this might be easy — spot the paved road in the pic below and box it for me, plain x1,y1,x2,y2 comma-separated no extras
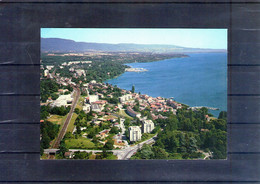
120,134,157,160
52,88,81,149
45,134,157,160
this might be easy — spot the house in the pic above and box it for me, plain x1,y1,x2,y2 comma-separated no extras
205,115,211,122
64,152,73,158
51,94,73,107
46,65,54,70
83,104,91,113
91,103,103,112
113,122,120,128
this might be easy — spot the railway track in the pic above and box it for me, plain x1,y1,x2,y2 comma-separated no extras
52,87,81,149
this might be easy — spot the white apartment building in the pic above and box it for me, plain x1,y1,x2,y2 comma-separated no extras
88,95,99,104
142,119,154,133
129,126,142,142
119,94,132,103
51,94,73,107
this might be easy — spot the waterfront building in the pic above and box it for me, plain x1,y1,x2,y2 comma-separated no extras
141,119,154,133
129,126,142,142
167,99,182,109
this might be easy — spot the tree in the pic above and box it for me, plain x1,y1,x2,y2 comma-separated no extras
40,133,51,149
76,126,82,134
187,137,198,153
152,146,168,159
131,85,135,93
74,151,89,159
104,139,114,150
110,126,120,134
140,144,154,159
59,139,69,157
74,108,80,114
218,111,227,120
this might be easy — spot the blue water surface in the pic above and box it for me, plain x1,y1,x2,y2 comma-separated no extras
106,53,227,117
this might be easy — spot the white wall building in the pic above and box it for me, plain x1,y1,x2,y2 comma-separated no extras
88,95,99,104
51,94,73,107
46,65,54,70
126,106,141,118
75,69,86,77
44,70,49,77
119,94,132,103
141,120,154,133
129,126,142,142
83,104,91,113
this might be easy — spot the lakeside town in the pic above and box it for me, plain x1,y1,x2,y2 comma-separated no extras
40,54,227,160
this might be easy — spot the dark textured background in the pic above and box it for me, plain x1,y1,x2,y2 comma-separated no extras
0,1,259,182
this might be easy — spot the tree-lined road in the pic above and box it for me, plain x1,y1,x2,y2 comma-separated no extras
45,134,157,160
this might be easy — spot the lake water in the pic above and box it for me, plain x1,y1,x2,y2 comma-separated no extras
106,53,227,117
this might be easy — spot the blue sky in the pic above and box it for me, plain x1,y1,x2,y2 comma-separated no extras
41,28,227,49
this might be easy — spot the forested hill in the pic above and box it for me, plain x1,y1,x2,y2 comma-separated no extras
41,38,227,53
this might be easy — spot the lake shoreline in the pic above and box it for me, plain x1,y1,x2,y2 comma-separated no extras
106,53,227,117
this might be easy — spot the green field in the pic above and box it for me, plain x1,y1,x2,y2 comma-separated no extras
105,154,118,160
118,109,133,120
76,96,84,111
47,115,67,125
65,137,95,149
66,113,78,133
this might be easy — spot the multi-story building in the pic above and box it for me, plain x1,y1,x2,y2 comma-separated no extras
126,106,141,118
141,120,154,133
129,126,142,142
51,94,73,107
119,94,132,103
87,95,99,104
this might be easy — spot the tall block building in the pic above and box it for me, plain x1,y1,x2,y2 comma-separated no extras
129,126,142,142
142,120,154,133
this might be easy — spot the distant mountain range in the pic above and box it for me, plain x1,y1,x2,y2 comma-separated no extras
41,38,227,53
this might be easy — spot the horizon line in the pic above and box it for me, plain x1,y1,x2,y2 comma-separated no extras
41,37,227,50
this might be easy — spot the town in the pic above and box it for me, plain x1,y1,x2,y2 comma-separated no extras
40,53,227,160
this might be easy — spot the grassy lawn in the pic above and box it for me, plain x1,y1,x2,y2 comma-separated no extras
105,154,117,160
118,109,133,120
105,115,118,120
50,114,68,147
66,113,78,133
89,154,96,160
133,133,156,145
65,137,95,149
75,96,84,111
47,115,66,125
40,154,48,160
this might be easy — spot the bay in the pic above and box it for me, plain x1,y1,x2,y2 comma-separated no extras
106,53,227,117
